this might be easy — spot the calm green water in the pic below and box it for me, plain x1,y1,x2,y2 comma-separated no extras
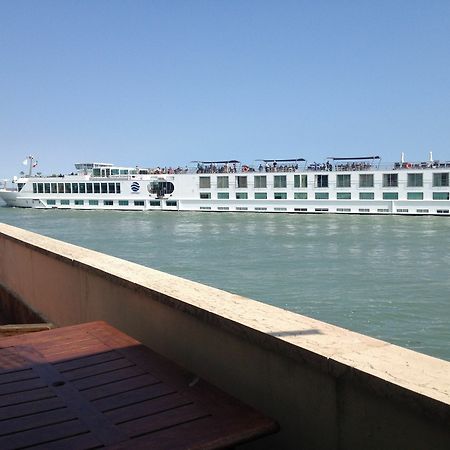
1,206,449,361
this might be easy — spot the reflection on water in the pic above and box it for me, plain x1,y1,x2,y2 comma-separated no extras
0,207,449,361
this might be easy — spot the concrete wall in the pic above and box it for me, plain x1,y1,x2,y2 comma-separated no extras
0,222,449,450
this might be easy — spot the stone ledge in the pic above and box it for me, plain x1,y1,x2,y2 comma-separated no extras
0,222,449,424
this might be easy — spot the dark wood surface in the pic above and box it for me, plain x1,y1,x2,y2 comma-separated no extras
0,321,278,449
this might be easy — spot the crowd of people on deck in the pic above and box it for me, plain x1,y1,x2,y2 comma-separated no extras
334,162,373,171
258,162,299,172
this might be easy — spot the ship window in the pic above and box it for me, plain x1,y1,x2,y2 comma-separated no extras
87,183,93,194
433,173,449,187
337,208,351,212
75,200,84,205
51,183,57,193
336,174,351,188
383,174,398,187
377,208,389,213
359,174,374,188
218,206,229,210
37,183,44,193
149,201,160,206
93,168,101,177
101,183,108,194
46,200,56,205
111,169,119,175
217,176,229,189
89,200,98,206
383,192,398,200
236,176,247,188
94,183,100,193
236,207,248,211
79,183,86,193
255,207,267,211
337,192,351,199
108,183,116,194
274,175,287,188
44,183,50,193
255,192,267,199
200,192,211,199
199,177,211,188
72,183,78,193
315,175,328,188
65,183,71,193
254,176,267,188
437,209,449,214
360,192,374,200
359,208,370,213
166,200,177,207
407,192,423,200
218,192,229,199
397,209,408,213
200,206,212,210
433,192,449,200
120,169,129,175
236,192,248,199
417,209,429,213
315,208,329,212
60,200,70,205
17,183,25,191
315,192,329,199
407,173,423,187
116,183,121,194
274,192,287,199
119,200,129,206
33,183,37,193
294,192,307,199
103,200,113,206
294,174,307,188
58,183,64,193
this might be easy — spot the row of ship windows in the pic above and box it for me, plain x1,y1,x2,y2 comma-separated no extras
33,182,121,194
45,200,176,207
200,173,450,189
199,206,449,214
200,192,450,200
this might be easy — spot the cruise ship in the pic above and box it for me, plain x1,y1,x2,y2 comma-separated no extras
1,154,450,215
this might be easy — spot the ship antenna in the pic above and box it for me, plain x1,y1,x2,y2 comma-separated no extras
26,155,35,177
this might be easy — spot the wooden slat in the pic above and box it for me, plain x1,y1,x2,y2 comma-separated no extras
0,396,65,421
61,357,136,382
105,392,191,424
0,367,36,384
0,419,89,450
73,365,147,391
94,383,175,412
0,387,55,408
0,376,47,395
118,403,210,438
54,350,120,372
21,432,102,450
82,373,159,401
0,407,77,436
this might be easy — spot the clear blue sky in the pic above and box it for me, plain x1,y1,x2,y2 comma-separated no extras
1,0,450,179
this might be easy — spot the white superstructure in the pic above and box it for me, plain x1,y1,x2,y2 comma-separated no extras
1,155,450,215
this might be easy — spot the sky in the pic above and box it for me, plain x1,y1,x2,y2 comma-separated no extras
1,0,450,180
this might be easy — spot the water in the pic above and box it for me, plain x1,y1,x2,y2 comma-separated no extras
1,206,449,361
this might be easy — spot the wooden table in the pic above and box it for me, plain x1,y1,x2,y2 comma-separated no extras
0,321,277,449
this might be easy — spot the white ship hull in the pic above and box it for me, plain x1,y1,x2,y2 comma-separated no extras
2,164,450,215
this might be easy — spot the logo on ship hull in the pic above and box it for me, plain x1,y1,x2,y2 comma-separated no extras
131,182,140,193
